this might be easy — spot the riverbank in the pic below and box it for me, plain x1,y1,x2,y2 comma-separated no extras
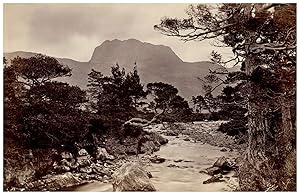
69,121,244,192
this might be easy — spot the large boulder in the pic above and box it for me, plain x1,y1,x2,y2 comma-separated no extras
112,162,156,191
26,172,80,191
213,156,232,171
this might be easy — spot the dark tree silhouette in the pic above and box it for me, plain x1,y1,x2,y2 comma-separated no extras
155,3,296,191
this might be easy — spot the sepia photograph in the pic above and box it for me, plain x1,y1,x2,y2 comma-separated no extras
2,1,297,192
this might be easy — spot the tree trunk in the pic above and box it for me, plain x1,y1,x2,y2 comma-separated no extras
239,44,276,191
276,95,296,191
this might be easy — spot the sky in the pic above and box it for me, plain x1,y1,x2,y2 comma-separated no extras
3,3,233,62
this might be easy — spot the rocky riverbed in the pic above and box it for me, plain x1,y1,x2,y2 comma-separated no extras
68,121,244,192
7,121,244,191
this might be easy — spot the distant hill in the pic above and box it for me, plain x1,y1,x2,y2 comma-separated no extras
4,39,241,100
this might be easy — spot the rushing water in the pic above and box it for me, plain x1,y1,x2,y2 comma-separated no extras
69,124,239,192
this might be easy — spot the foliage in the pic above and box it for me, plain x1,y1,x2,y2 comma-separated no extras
191,95,207,113
88,64,146,121
146,82,192,122
5,54,89,150
155,3,296,191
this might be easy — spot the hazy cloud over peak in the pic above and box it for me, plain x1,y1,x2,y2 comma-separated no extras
4,3,232,62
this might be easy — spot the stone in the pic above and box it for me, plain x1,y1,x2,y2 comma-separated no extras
92,166,110,176
183,138,190,141
103,175,109,180
61,152,73,159
165,131,178,136
150,156,166,164
96,147,115,161
77,155,92,167
79,167,92,174
220,148,227,152
213,156,232,171
26,172,80,191
167,164,179,168
140,141,159,154
174,159,183,163
200,166,222,176
112,162,156,191
149,132,168,145
203,174,225,184
11,165,36,188
78,149,89,156
61,165,71,172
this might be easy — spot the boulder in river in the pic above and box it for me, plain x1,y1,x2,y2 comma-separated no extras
112,162,156,191
213,156,232,171
200,166,222,176
150,155,166,164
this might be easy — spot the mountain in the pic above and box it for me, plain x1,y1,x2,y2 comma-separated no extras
4,39,240,100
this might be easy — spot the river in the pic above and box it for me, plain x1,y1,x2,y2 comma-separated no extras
68,123,240,192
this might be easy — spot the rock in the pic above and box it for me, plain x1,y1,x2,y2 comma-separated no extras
61,165,71,172
203,174,225,184
26,172,80,191
183,138,190,141
220,148,227,152
112,162,156,191
103,175,109,180
146,171,152,178
9,165,36,188
148,132,168,145
200,167,221,176
77,155,92,167
96,147,115,161
167,164,179,168
140,141,159,154
213,156,232,171
78,149,89,156
174,159,183,163
150,156,166,164
165,131,178,136
61,152,73,159
183,160,194,163
92,166,110,176
79,167,92,174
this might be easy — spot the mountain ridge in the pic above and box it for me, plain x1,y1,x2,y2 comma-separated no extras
4,39,240,99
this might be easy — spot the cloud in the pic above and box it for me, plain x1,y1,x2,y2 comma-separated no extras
4,3,232,62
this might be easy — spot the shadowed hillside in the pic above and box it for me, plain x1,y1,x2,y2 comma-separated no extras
4,39,239,99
